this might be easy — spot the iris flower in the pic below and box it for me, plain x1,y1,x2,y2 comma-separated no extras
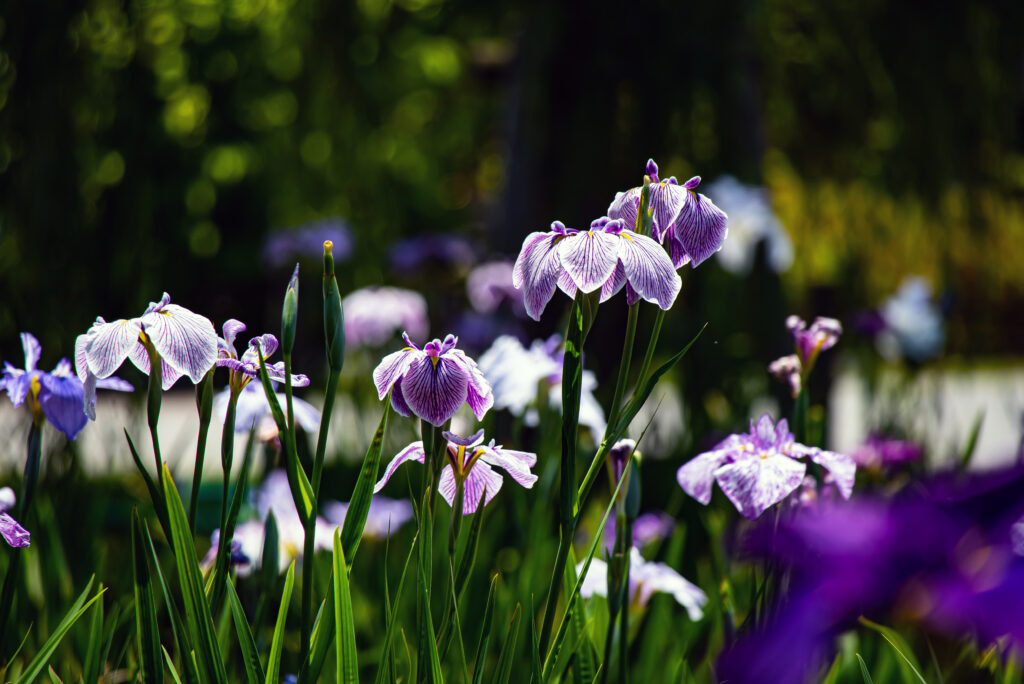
513,217,681,321
374,429,537,514
215,320,309,390
76,293,218,418
2,333,131,441
607,158,728,269
0,487,30,548
768,315,842,398
578,547,707,620
342,287,429,348
677,414,856,520
214,381,320,440
372,333,493,427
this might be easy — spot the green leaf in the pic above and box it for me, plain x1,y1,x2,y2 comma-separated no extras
125,429,170,538
822,653,842,684
447,559,471,684
491,603,521,684
857,654,875,684
265,561,296,684
859,617,928,684
529,602,542,684
226,577,266,684
333,531,359,683
13,578,104,684
562,549,595,684
81,578,105,684
453,486,487,599
160,464,228,684
163,646,185,684
960,410,985,470
132,508,164,684
373,533,419,684
47,665,64,684
209,430,256,608
418,548,444,684
303,595,334,683
340,402,391,566
144,523,200,684
471,575,498,684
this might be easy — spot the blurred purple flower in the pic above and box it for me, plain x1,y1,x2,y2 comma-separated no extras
342,287,428,348
850,433,923,469
769,315,842,398
604,511,676,550
76,293,218,418
607,158,728,268
513,217,681,321
578,547,706,620
214,381,320,439
216,320,309,389
677,414,856,519
372,333,493,426
720,466,1024,683
263,218,353,268
322,496,414,539
374,429,537,514
389,233,478,272
3,333,131,441
0,487,29,548
466,260,525,316
705,175,792,275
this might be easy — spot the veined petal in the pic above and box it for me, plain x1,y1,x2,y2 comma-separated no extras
677,448,732,505
479,445,537,489
74,333,92,381
805,448,856,499
607,187,641,233
401,355,470,427
714,454,805,519
20,333,41,373
558,230,619,293
221,319,247,357
673,191,728,267
439,461,503,514
5,373,31,408
86,319,141,379
128,343,185,390
616,231,681,310
0,512,29,548
248,334,280,359
39,373,88,441
141,304,218,383
372,348,417,400
514,232,565,321
668,233,692,269
448,350,494,420
390,380,412,417
600,262,627,302
374,442,425,493
649,182,688,243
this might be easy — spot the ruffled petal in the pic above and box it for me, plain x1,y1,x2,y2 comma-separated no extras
514,232,565,321
677,448,732,505
372,348,417,400
39,373,88,441
479,445,538,489
401,355,470,427
616,231,681,310
673,192,728,267
374,442,426,492
74,333,92,381
0,512,30,548
86,319,141,379
141,304,219,383
649,182,689,243
20,333,41,373
713,454,806,519
447,350,493,420
558,230,619,294
221,319,247,356
607,187,641,233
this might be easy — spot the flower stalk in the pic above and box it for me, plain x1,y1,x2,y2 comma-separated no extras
190,368,214,531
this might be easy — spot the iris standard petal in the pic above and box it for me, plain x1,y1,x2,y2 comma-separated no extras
479,446,538,488
673,192,728,267
39,373,88,441
86,319,142,378
607,187,641,233
514,232,566,321
221,319,247,356
677,449,732,505
20,333,41,373
0,512,29,548
141,304,218,383
616,231,681,310
374,441,426,493
714,454,806,520
558,229,620,293
401,355,471,427
372,348,417,400
438,461,503,514
649,182,689,243
448,350,494,420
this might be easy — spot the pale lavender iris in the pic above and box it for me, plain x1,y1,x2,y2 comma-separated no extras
374,429,537,515
677,414,856,520
466,261,525,317
215,320,309,389
342,287,429,348
322,496,415,539
769,315,842,398
262,218,353,268
2,333,131,440
0,487,30,548
372,333,493,427
513,217,681,321
76,293,218,419
850,433,923,469
607,158,728,269
577,547,706,620
214,381,320,439
604,511,676,550
389,233,478,271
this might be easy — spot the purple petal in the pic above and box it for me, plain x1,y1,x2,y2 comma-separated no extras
39,373,87,441
221,319,247,356
768,354,802,397
513,232,565,321
390,380,412,416
479,445,538,489
401,355,470,427
673,192,728,267
607,187,641,233
649,182,688,243
372,348,417,400
806,449,856,499
558,229,619,294
668,234,692,269
5,373,31,408
600,262,627,302
249,334,280,359
374,442,425,493
443,429,486,448
616,231,681,310
448,350,493,420
0,512,29,548
438,461,503,514
20,333,41,373
85,319,142,378
141,303,218,383
677,449,732,505
714,454,806,519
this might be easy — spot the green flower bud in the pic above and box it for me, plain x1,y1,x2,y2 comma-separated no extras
322,240,345,372
281,263,300,356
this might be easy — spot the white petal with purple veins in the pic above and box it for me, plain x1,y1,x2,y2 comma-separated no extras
607,187,641,233
439,460,503,514
677,449,732,505
374,441,426,492
673,192,728,267
372,348,417,400
448,350,494,420
616,231,681,310
141,304,218,383
649,182,688,243
20,333,41,373
479,445,538,488
514,232,566,321
86,319,141,379
128,342,185,390
558,230,619,293
714,454,805,519
805,448,856,499
401,355,470,427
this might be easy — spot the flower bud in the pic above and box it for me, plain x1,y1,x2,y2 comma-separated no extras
322,241,346,372
281,263,300,356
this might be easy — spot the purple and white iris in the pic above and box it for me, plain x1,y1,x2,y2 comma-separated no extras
0,487,30,548
372,333,493,427
607,159,728,269
513,217,681,321
76,293,218,418
374,429,537,515
768,315,842,398
342,287,429,348
2,333,131,441
578,547,707,620
214,381,320,440
215,320,309,390
677,414,856,520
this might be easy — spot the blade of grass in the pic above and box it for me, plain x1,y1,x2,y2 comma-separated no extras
374,533,420,684
265,561,296,684
163,646,185,684
471,575,498,684
340,402,391,567
333,530,359,684
13,579,104,684
856,654,875,684
491,603,521,684
859,617,927,684
144,523,200,684
81,579,105,684
132,508,164,684
226,577,266,684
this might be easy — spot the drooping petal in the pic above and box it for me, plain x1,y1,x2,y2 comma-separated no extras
128,343,185,390
558,230,619,294
514,232,566,321
633,557,707,620
616,231,681,310
479,445,537,489
86,319,142,378
38,373,88,441
804,448,856,499
677,448,733,505
141,303,219,383
649,182,689,243
264,361,310,388
390,380,412,416
374,442,426,493
668,234,692,269
448,350,493,420
372,348,417,400
438,460,503,514
714,454,806,519
0,512,30,548
74,333,92,381
600,262,627,302
222,386,265,434
5,373,31,408
443,429,486,448
673,192,728,267
607,187,641,233
20,333,41,373
82,372,97,421
401,355,470,427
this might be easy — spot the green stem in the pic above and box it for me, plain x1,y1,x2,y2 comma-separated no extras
311,368,340,494
217,388,239,557
633,308,666,397
190,369,214,532
606,304,640,435
793,388,809,445
143,341,165,488
618,522,633,684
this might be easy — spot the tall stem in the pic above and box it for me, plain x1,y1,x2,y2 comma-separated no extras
190,369,214,531
606,304,640,435
633,308,666,393
312,368,340,493
143,340,164,487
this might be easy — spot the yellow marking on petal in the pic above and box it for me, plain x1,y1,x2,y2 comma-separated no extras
160,310,171,317
431,356,440,368
621,233,634,242
28,376,45,426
